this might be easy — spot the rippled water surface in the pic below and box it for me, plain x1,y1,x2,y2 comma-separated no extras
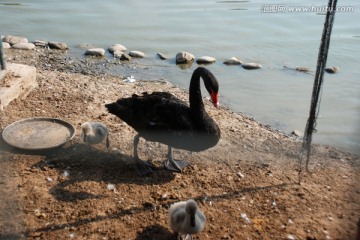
1,0,359,154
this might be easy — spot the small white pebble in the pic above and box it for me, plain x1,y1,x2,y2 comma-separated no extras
46,177,53,182
280,225,286,229
241,213,251,224
272,200,277,207
123,76,136,83
286,235,296,240
325,235,331,240
161,193,168,200
328,217,334,221
107,184,115,191
69,233,75,238
237,171,245,178
288,219,294,224
63,170,69,177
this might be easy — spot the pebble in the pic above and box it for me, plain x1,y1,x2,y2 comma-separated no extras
325,66,340,74
196,56,216,64
242,62,262,70
2,35,28,45
241,213,251,224
11,42,35,50
291,130,303,137
113,51,122,58
157,52,167,60
33,40,48,47
48,41,68,50
176,51,194,64
108,44,127,53
2,42,11,49
63,170,69,177
295,66,311,72
286,234,296,240
119,53,131,61
107,184,115,191
223,57,242,65
123,76,136,83
129,50,145,58
237,171,245,178
85,48,106,56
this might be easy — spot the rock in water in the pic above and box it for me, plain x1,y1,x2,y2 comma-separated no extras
176,51,195,64
242,62,262,70
129,51,145,58
223,57,242,65
85,48,106,56
108,44,127,53
48,41,68,50
196,56,216,64
325,66,340,74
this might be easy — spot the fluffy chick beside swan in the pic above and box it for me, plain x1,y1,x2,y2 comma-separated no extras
168,199,206,240
81,122,110,149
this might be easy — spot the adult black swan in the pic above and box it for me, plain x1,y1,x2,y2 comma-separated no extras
105,67,221,175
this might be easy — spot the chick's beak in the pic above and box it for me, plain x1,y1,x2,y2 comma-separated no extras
211,92,219,109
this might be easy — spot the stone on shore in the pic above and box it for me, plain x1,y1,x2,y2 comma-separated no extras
2,35,28,45
223,57,242,65
176,51,194,64
12,43,36,50
242,62,262,70
196,56,216,64
129,50,145,58
119,53,131,61
48,41,68,50
85,48,106,57
291,130,303,138
108,44,127,53
0,63,37,111
33,40,48,47
2,42,11,49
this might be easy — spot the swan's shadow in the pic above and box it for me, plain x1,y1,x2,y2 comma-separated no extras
135,224,175,240
27,142,176,202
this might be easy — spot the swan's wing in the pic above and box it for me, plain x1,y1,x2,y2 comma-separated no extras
136,92,192,131
106,92,191,131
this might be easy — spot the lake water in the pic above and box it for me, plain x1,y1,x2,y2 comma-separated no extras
1,0,359,154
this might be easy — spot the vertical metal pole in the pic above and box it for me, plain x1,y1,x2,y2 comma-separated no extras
0,40,6,70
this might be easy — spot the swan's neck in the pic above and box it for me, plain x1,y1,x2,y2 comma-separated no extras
189,71,205,114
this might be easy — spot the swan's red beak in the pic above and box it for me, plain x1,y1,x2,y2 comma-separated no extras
211,92,219,109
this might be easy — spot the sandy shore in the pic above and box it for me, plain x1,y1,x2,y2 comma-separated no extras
0,48,359,239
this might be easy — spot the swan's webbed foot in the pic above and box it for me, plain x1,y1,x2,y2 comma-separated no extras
164,146,188,172
134,157,153,176
164,158,188,172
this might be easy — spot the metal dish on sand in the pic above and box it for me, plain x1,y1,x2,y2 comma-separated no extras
2,117,76,150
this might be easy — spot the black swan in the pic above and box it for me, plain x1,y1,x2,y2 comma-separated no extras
105,67,220,175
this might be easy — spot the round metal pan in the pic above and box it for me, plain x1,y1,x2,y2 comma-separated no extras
2,117,76,150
